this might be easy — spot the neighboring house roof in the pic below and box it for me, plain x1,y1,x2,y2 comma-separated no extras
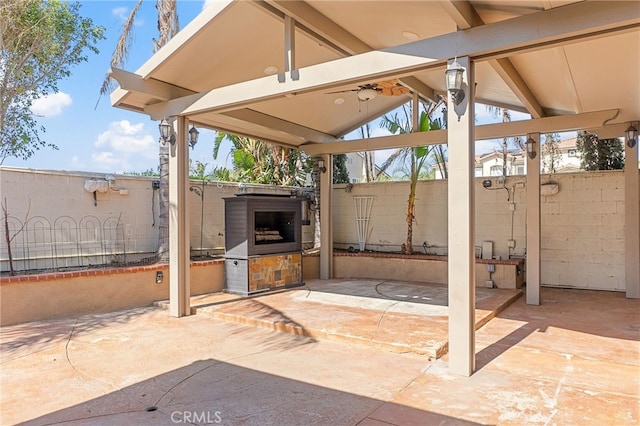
557,137,578,150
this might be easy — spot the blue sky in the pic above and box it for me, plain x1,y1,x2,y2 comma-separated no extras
4,0,532,175
4,0,221,174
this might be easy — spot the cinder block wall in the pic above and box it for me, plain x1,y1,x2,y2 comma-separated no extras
1,167,632,292
333,171,630,291
540,172,626,290
0,167,315,268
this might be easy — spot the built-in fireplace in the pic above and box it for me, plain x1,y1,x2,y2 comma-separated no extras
223,194,304,295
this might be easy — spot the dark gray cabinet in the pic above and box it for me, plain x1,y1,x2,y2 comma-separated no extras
223,195,304,295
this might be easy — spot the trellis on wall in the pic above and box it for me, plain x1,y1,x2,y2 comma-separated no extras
353,196,374,251
1,215,157,275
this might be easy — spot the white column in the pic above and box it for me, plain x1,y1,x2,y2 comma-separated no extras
319,154,333,279
447,56,475,376
526,133,541,305
169,116,191,317
625,123,639,298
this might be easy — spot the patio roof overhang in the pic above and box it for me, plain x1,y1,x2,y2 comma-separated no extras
108,0,640,377
110,0,640,152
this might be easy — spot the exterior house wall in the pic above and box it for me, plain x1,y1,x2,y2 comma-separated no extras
345,152,367,183
474,151,522,177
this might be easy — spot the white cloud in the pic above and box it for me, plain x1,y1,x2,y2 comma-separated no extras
92,120,158,172
112,6,143,26
112,6,128,21
30,92,72,117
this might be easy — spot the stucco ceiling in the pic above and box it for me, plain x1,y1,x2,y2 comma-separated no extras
110,0,640,154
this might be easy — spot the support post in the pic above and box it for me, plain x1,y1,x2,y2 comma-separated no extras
526,133,541,305
447,56,475,376
169,116,191,317
319,154,333,279
625,123,639,298
284,15,297,79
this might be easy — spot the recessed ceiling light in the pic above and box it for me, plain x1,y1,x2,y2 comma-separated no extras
402,31,419,40
264,65,278,75
334,97,345,105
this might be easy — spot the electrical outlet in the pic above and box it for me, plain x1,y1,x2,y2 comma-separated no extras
509,203,516,211
508,239,516,248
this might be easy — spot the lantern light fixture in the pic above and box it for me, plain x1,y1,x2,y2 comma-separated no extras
625,123,638,148
189,125,199,150
526,137,537,160
445,58,465,106
159,118,175,145
317,159,327,173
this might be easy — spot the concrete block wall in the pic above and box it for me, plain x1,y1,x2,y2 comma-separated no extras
0,167,315,268
333,176,529,259
541,172,626,290
333,171,628,291
1,167,631,291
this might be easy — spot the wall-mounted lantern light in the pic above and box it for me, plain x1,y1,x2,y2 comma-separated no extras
317,159,327,173
159,118,175,145
625,123,638,148
445,58,465,106
526,137,537,160
189,125,200,149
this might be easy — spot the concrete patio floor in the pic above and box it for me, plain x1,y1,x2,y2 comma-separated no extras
1,280,638,425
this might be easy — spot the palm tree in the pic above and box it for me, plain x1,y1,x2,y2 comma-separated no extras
213,132,308,186
99,0,179,262
379,100,443,254
357,124,377,182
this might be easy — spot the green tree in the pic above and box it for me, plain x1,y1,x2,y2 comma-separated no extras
213,132,308,186
333,154,350,184
100,0,178,262
576,132,624,170
0,0,104,162
379,101,443,255
124,168,159,177
189,160,211,181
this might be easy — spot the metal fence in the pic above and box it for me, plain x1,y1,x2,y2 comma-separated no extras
1,215,161,275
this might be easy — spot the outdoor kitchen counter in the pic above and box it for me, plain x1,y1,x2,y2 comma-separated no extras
303,251,525,289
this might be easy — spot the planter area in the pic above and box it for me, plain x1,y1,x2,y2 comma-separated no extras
2,252,525,326
326,251,524,289
0,259,225,326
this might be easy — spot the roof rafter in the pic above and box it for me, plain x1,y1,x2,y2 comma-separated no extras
255,0,440,103
221,109,338,143
109,68,196,101
301,109,619,155
440,0,545,118
136,1,638,132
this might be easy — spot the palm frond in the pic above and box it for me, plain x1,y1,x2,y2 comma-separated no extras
96,0,143,106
